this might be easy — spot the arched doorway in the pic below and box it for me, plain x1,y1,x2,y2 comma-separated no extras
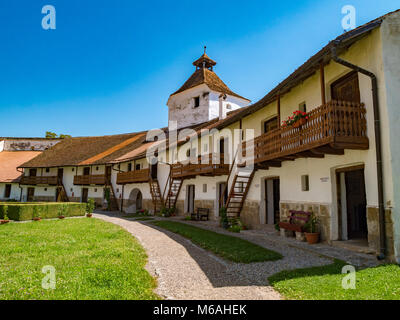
126,188,143,214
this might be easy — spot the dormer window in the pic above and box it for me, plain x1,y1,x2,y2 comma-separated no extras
194,96,200,108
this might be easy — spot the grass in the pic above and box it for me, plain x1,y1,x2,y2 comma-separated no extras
151,220,282,263
268,259,400,300
0,219,159,300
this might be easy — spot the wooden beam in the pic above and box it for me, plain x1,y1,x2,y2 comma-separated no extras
277,95,281,128
297,151,325,158
264,160,282,167
320,63,326,105
312,146,345,155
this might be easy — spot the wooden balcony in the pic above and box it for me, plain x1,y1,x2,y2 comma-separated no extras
73,174,107,185
20,176,58,185
243,101,369,167
171,154,230,179
116,169,150,185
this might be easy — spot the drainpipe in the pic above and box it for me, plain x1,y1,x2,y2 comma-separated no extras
331,41,386,260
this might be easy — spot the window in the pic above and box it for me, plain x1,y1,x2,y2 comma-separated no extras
45,168,50,173
299,102,307,113
4,184,11,198
301,175,310,191
263,117,278,134
135,163,141,171
194,96,200,108
186,149,191,158
127,163,132,171
83,167,90,175
203,184,207,193
226,104,232,110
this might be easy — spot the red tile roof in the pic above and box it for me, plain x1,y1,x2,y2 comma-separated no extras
0,151,42,182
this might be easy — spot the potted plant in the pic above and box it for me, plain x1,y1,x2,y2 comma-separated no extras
1,205,10,224
86,199,95,218
282,110,309,128
304,214,320,244
33,206,42,221
219,207,229,229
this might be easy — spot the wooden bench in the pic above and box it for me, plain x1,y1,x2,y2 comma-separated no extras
191,208,210,221
279,210,311,233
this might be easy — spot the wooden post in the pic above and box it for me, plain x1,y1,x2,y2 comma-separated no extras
277,95,281,127
320,63,326,105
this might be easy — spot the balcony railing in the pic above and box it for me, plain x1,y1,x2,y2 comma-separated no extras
73,174,107,185
20,176,58,185
242,100,369,165
171,153,230,179
116,169,150,185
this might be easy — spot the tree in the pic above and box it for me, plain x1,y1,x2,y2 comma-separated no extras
45,132,71,139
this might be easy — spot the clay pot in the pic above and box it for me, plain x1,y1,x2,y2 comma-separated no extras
33,217,41,221
87,213,93,218
0,220,10,225
58,216,65,219
293,118,306,128
305,232,320,244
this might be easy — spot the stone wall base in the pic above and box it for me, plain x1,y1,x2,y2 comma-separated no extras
240,200,261,229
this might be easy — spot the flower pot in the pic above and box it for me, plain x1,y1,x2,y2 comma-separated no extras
58,216,65,219
33,217,41,221
305,232,320,244
87,213,93,218
0,220,10,225
293,118,306,128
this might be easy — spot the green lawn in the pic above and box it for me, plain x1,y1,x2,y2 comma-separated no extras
268,260,400,300
151,220,282,263
132,217,155,221
0,219,159,300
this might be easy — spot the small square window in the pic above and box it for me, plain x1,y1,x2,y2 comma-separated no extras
135,164,141,170
226,104,232,110
301,175,310,191
94,188,97,192
44,188,47,191
299,102,307,113
45,168,50,173
194,96,200,108
203,184,207,193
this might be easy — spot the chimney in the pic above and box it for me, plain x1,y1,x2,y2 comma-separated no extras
219,94,227,120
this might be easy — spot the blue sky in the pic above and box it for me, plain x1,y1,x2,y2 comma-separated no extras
0,0,398,137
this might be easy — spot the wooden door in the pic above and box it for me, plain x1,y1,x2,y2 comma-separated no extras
265,178,280,224
29,169,37,177
345,169,367,239
151,164,158,180
218,183,227,210
331,71,360,103
187,185,195,214
81,188,89,203
27,187,35,202
273,179,280,224
105,166,112,183
83,167,90,175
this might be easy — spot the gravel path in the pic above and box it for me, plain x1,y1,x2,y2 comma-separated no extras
95,213,333,300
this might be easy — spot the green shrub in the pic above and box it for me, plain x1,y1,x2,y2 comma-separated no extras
228,224,241,233
219,207,229,229
86,199,95,214
1,205,9,220
0,203,86,221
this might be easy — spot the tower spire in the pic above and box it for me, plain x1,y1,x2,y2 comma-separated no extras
192,47,217,70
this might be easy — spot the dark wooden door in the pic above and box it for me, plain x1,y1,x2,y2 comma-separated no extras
151,164,158,179
83,167,90,175
345,169,367,239
187,185,195,214
273,179,280,224
105,166,112,183
81,188,89,203
331,71,360,103
29,169,37,177
27,187,35,202
263,117,278,134
218,183,227,210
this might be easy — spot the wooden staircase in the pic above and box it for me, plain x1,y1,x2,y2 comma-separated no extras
149,179,163,213
108,184,120,211
57,178,69,202
225,170,255,217
164,177,183,209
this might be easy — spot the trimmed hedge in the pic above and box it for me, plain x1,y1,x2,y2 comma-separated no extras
0,202,86,221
